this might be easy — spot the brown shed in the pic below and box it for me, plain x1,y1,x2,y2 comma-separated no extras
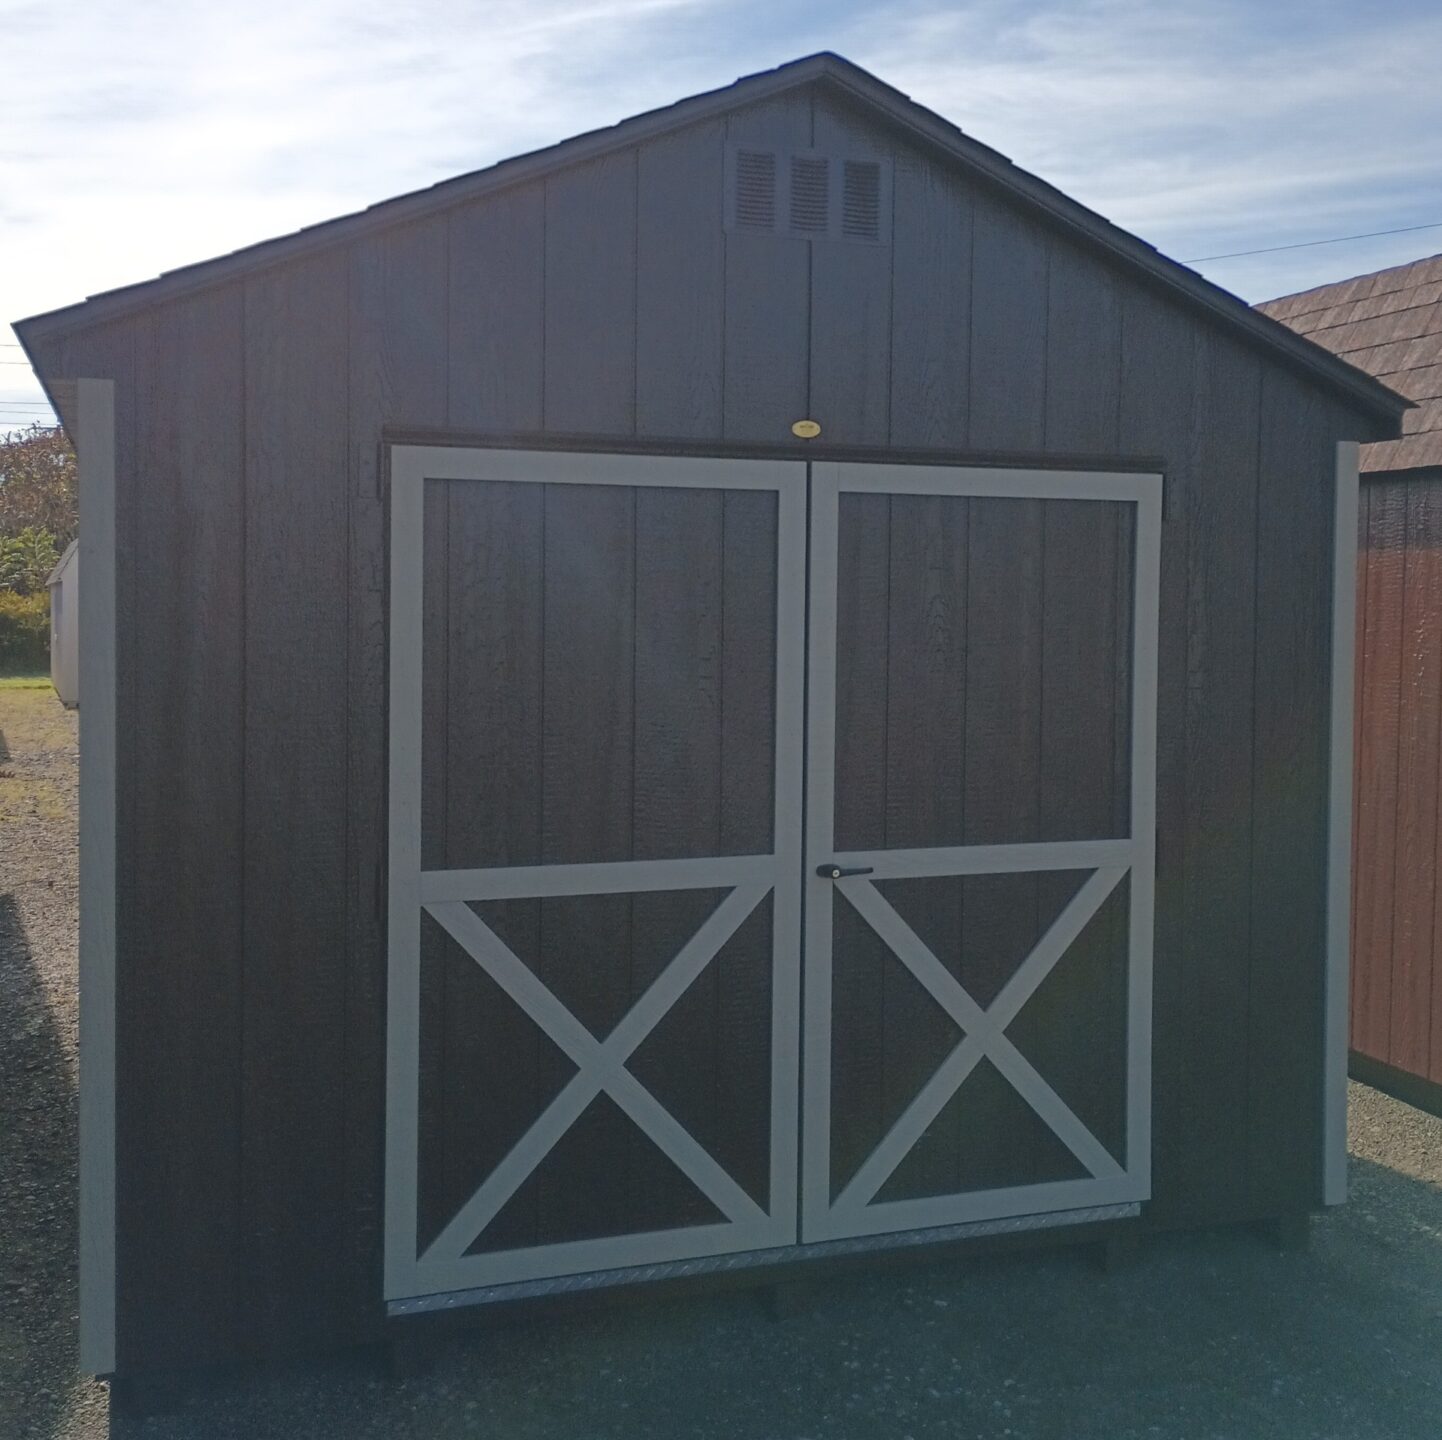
1261,254,1442,1114
16,54,1406,1383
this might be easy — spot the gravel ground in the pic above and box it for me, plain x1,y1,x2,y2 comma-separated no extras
2,680,1441,1439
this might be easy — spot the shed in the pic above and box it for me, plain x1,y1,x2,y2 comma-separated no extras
1260,256,1442,1115
15,53,1408,1382
46,537,78,706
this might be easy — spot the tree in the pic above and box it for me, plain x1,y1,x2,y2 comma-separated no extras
0,527,60,595
0,423,76,546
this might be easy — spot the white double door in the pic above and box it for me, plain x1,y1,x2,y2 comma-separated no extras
384,448,1160,1302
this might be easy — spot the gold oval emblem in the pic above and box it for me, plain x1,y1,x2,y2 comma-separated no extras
791,419,822,439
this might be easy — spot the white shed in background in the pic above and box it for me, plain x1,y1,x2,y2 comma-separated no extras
47,538,78,707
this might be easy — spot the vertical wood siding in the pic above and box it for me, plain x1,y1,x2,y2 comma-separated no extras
41,83,1382,1370
722,94,811,441
809,93,892,445
129,290,247,1367
241,252,351,1354
636,121,726,438
1352,469,1442,1092
347,219,450,1331
1247,378,1347,1213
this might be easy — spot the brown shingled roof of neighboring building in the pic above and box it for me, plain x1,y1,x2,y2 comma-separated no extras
1258,254,1442,472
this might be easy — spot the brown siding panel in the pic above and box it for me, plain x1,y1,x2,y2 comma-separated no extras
347,220,450,1336
1177,335,1261,1223
543,153,637,435
1044,245,1121,453
636,122,726,439
968,193,1047,451
1246,374,1335,1214
1353,481,1406,1063
1352,471,1442,1093
722,92,811,444
809,94,892,445
1389,478,1442,1079
887,155,971,449
241,251,352,1354
126,289,246,1367
448,186,545,432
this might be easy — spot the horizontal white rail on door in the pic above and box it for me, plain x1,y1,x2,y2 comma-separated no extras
419,854,775,903
833,839,1134,881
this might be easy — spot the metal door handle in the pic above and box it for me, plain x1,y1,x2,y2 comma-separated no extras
816,864,875,880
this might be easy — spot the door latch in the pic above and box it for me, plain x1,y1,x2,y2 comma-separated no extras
816,864,875,880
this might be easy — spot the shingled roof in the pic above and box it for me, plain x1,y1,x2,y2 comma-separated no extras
1258,253,1442,472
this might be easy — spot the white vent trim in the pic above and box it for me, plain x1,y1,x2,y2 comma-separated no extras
725,145,891,245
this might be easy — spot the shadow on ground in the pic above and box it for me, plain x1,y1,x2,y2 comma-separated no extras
0,892,79,1440
105,1134,1442,1440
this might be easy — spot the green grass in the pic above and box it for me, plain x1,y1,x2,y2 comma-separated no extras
0,673,50,689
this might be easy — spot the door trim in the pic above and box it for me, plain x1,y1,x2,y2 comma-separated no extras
801,462,1162,1243
384,445,807,1301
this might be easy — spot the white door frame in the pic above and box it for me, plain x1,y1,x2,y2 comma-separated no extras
384,446,807,1302
801,462,1162,1243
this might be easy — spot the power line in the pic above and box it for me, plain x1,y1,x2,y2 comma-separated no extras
1183,219,1442,264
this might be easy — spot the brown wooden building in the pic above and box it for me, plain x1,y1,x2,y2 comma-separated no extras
1261,255,1442,1114
16,54,1407,1381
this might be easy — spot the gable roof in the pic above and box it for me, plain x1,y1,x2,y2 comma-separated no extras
1258,254,1442,471
46,537,77,588
14,52,1407,430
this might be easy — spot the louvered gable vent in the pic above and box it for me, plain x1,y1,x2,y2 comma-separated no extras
841,160,882,241
733,149,776,231
726,145,890,244
789,154,831,234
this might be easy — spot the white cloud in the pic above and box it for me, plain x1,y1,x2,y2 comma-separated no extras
4,1,1439,431
839,0,1442,291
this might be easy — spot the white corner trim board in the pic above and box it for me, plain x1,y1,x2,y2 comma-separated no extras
76,379,117,1375
1325,440,1360,1207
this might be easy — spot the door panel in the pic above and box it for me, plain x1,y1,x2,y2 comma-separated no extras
804,462,1159,1243
387,449,805,1301
388,448,1159,1302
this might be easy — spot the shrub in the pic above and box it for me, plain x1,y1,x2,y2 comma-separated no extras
0,589,49,673
0,527,60,596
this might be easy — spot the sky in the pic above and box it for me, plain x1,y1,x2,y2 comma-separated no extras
4,0,1441,434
